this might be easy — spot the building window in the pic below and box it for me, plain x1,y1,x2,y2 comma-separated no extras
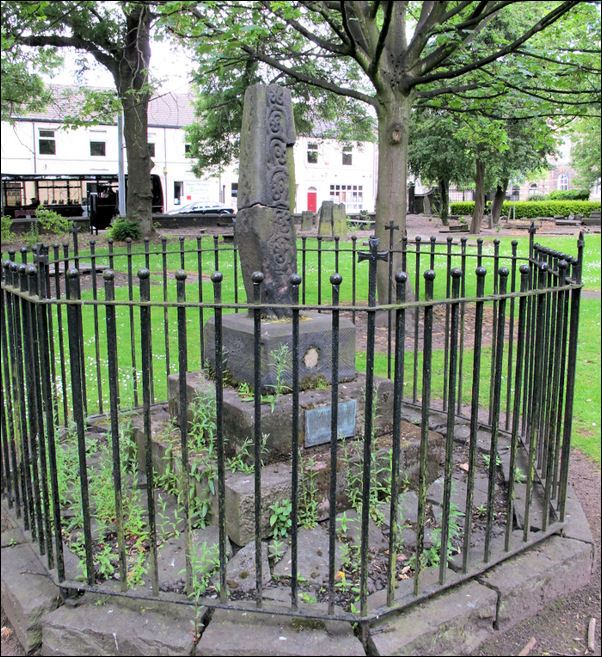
342,146,352,166
528,183,539,197
307,142,318,164
90,141,106,157
185,143,191,155
329,184,363,211
174,181,183,204
148,143,156,157
38,129,56,155
231,182,238,198
558,173,569,190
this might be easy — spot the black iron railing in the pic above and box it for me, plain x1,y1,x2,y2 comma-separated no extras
1,224,583,632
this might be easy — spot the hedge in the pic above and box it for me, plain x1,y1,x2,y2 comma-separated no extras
450,200,601,219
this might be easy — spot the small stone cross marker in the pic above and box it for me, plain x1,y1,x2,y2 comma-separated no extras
358,236,388,306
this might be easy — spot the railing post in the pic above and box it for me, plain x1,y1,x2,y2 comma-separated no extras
66,268,94,585
252,270,264,609
103,270,128,591
138,268,158,595
462,266,487,573
440,268,462,583
289,273,301,610
387,270,407,606
358,237,388,616
415,269,435,595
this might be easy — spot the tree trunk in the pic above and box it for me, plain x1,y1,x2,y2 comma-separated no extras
470,157,486,233
438,178,449,225
491,179,508,225
113,4,154,237
374,92,414,303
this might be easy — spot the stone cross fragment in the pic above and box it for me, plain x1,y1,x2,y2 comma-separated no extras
235,84,298,318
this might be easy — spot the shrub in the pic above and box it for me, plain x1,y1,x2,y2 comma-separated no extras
35,207,71,235
1,215,14,242
450,200,601,220
109,217,141,241
548,189,590,201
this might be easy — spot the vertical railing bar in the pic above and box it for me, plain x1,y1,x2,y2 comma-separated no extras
233,236,240,310
522,224,537,436
484,268,508,563
351,235,357,324
28,265,53,565
412,236,421,404
357,237,388,617
197,236,206,367
415,269,435,596
328,273,342,615
558,234,584,519
462,266,487,574
66,269,94,584
537,252,553,471
53,244,68,425
127,239,139,408
138,268,159,595
162,237,171,379
146,238,155,404
1,275,20,513
551,260,570,502
443,237,453,411
20,265,44,550
103,270,128,592
505,241,518,431
456,237,467,415
89,240,103,415
440,268,462,584
176,271,193,593
523,262,547,543
301,237,307,306
211,271,228,603
252,271,264,609
7,263,30,526
505,266,530,552
542,255,563,527
488,240,500,425
317,236,323,311
43,244,59,425
289,274,301,611
385,222,399,379
386,271,406,606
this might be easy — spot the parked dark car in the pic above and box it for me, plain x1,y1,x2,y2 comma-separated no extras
167,202,235,215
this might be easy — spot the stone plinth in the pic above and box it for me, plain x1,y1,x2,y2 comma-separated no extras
204,311,356,393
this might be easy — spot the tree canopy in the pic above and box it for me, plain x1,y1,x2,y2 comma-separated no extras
1,0,181,235
168,0,600,296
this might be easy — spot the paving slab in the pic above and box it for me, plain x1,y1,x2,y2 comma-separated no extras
367,579,497,656
478,534,595,631
41,595,198,656
197,604,364,656
1,542,60,653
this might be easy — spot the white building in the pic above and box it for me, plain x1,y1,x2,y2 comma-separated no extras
1,86,378,215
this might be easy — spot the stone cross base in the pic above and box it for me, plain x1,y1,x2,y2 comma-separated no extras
203,311,355,393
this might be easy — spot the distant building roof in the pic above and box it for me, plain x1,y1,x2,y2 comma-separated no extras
10,85,196,128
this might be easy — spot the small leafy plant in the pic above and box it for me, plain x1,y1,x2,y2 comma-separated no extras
109,217,141,241
269,499,292,539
